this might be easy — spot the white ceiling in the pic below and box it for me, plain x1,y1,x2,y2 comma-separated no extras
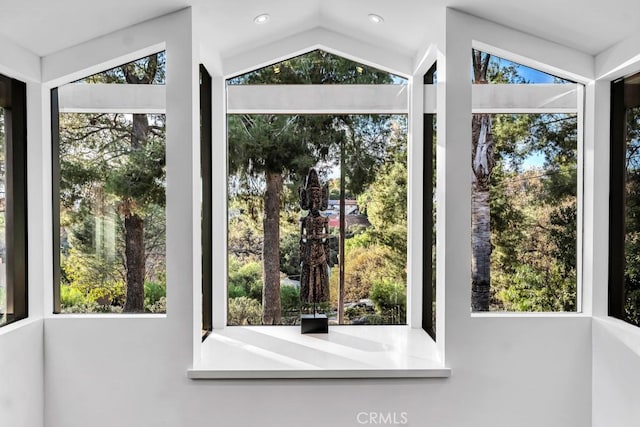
0,0,639,59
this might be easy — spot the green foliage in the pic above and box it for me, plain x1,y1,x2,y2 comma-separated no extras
623,107,640,326
104,136,166,205
228,285,247,299
59,284,123,314
485,112,578,311
331,244,404,304
60,284,86,307
230,50,396,86
280,285,300,312
227,202,263,261
625,289,640,326
370,279,407,324
78,52,166,85
144,281,166,308
147,296,166,313
227,297,262,325
279,232,301,279
497,264,576,312
61,247,125,306
357,118,408,264
228,257,263,301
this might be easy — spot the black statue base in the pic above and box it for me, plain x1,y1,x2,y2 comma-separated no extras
301,314,328,334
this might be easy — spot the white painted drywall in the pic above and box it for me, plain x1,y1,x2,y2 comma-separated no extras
0,33,44,427
589,31,640,427
592,318,640,427
0,321,44,427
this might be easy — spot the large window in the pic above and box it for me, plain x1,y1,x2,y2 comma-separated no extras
610,71,640,326
470,50,579,312
52,53,166,314
0,73,27,327
226,50,408,326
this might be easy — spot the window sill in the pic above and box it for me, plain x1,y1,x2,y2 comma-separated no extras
188,325,450,379
471,311,589,318
0,317,41,337
49,313,166,319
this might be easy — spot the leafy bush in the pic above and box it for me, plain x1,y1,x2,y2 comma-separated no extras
144,281,166,309
228,258,263,301
280,285,300,313
60,285,125,313
61,247,126,309
228,296,262,325
279,233,301,278
370,279,406,324
228,284,247,298
331,244,405,304
147,296,166,313
496,264,576,312
60,284,89,308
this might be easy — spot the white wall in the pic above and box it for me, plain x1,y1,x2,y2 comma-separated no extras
590,29,640,427
0,33,44,427
592,318,640,427
39,8,596,427
0,321,43,427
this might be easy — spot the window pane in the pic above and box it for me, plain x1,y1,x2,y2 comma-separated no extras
58,112,166,313
483,113,578,311
55,52,166,314
624,106,640,326
0,108,5,325
471,50,578,312
228,50,406,85
73,53,166,85
227,114,407,325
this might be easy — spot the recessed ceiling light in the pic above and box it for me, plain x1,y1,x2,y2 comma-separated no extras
368,14,384,24
254,13,270,24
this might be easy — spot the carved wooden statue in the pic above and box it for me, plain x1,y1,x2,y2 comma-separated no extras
299,168,330,304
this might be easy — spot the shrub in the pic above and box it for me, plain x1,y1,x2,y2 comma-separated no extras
370,279,406,324
228,284,247,298
228,258,263,301
147,296,166,313
332,245,404,304
228,296,262,325
60,284,90,308
280,285,300,313
144,281,166,309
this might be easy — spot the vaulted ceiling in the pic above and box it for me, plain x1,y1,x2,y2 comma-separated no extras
1,0,639,60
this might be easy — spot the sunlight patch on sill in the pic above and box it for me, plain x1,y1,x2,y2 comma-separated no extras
188,325,450,379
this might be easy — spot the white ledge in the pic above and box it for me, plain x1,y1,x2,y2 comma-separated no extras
227,84,408,114
189,325,449,379
57,83,166,114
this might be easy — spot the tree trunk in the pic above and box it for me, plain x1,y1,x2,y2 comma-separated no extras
124,209,145,312
122,112,149,312
470,50,494,312
120,55,157,312
262,171,282,324
471,113,494,311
